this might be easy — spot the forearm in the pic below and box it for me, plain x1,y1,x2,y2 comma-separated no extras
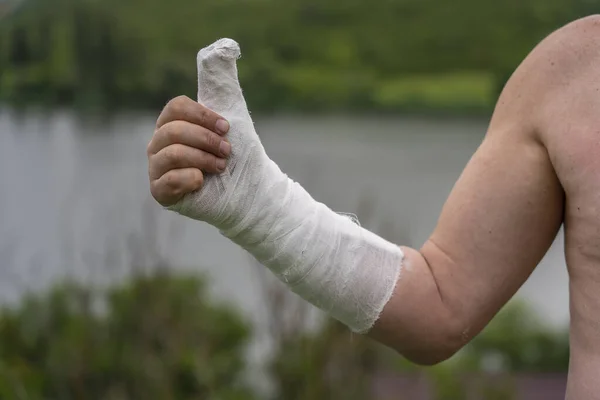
228,183,465,362
218,162,462,359
171,39,458,349
207,154,404,333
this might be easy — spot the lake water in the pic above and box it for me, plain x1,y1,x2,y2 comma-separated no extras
0,108,569,335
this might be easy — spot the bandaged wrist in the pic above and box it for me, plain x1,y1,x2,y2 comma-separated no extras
170,39,403,333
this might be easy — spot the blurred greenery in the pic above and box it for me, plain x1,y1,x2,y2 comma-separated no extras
0,273,257,400
0,0,593,113
462,300,569,373
0,269,568,399
268,319,379,400
270,299,569,400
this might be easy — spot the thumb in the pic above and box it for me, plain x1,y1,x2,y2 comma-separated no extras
197,38,243,114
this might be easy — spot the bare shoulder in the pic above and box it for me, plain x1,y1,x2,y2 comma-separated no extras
516,15,600,189
492,16,594,121
535,14,600,101
534,15,600,69
510,15,600,141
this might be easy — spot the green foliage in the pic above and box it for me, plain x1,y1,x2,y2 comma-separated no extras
268,321,382,400
268,299,569,400
0,273,257,400
425,300,568,399
0,0,591,112
461,300,570,373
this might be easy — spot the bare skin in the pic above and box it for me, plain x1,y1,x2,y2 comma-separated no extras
147,15,600,399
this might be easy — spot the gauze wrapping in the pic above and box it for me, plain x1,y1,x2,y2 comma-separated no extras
169,38,404,333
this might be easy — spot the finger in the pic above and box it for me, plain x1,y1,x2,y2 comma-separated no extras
149,144,226,180
156,95,230,135
148,120,231,158
150,168,204,207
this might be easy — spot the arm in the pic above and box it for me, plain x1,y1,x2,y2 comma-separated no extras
372,86,564,363
372,20,590,363
147,37,564,366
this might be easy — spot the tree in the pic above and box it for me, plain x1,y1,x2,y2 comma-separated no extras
0,0,584,112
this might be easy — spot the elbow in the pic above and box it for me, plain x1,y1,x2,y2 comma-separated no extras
392,320,469,366
371,243,472,366
402,343,462,367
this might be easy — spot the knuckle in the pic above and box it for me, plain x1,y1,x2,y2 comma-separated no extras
149,179,166,202
165,123,182,143
193,169,204,189
195,151,212,172
203,129,218,150
201,153,216,171
168,95,189,115
157,96,189,128
146,140,154,157
148,154,160,177
163,172,179,191
198,105,215,128
165,145,183,165
164,173,184,199
211,155,222,171
197,108,208,126
171,95,188,108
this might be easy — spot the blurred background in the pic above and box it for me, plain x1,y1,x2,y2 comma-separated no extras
0,0,597,398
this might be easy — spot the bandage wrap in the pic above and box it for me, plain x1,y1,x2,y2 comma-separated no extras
169,39,404,333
